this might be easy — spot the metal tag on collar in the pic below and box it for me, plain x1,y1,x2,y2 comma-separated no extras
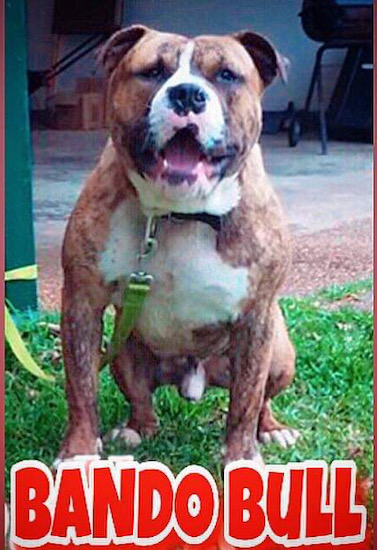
138,216,158,263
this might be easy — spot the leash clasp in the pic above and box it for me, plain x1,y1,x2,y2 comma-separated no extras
138,216,158,262
128,271,154,286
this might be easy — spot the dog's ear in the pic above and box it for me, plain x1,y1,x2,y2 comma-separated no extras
97,25,150,76
233,30,288,87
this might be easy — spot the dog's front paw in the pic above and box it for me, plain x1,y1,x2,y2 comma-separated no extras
53,436,103,471
223,448,265,469
259,427,300,449
106,417,159,447
223,438,265,468
107,426,142,448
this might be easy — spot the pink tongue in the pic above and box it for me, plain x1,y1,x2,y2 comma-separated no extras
164,133,201,173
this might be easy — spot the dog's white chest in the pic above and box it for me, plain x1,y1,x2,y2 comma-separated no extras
100,201,249,353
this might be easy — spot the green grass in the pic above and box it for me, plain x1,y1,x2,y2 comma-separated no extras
5,280,373,500
315,278,372,302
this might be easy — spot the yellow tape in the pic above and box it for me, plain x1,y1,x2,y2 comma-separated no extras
5,264,54,381
5,264,38,282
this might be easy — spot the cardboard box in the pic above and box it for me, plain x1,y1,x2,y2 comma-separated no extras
81,92,104,130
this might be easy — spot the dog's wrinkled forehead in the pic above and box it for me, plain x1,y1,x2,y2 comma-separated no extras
127,35,254,79
126,33,188,75
99,25,285,90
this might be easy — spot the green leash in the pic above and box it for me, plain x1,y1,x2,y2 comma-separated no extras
102,216,158,367
103,272,153,366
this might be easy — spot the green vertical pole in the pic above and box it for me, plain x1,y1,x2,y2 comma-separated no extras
5,0,38,311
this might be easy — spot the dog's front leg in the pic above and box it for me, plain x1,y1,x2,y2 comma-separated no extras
58,269,106,461
225,310,274,466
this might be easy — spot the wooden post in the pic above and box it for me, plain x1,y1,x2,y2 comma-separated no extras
5,0,38,310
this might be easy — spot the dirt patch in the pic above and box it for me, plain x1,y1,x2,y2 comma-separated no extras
282,218,372,298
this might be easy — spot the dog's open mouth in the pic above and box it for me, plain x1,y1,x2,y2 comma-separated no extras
162,128,204,185
150,127,235,186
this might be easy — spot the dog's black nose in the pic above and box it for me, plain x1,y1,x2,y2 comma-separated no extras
168,83,207,116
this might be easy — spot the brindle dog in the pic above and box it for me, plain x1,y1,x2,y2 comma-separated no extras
58,25,298,467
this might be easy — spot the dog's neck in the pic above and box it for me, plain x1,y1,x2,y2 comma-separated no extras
127,168,241,219
108,139,267,226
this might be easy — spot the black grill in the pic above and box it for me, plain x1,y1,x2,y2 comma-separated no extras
300,0,373,43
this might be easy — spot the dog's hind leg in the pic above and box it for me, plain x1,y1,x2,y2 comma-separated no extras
258,302,299,448
108,333,160,447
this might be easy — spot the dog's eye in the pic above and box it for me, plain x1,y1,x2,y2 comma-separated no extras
139,64,165,81
217,68,239,83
